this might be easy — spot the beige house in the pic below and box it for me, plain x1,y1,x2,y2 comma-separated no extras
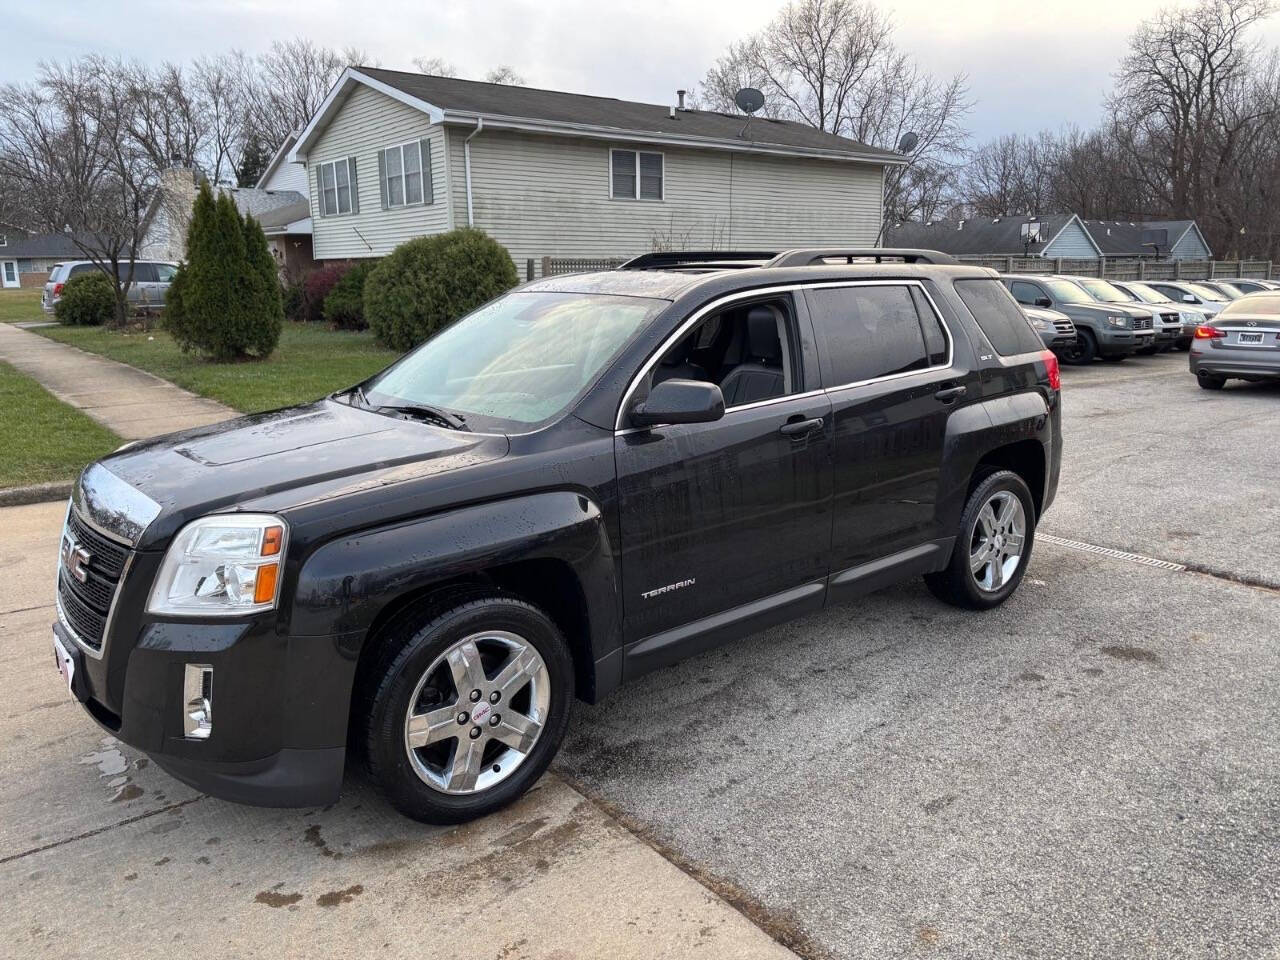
290,68,901,275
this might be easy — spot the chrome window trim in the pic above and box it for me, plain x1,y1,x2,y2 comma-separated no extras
613,279,956,430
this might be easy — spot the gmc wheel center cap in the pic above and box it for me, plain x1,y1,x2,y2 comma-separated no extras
471,701,492,725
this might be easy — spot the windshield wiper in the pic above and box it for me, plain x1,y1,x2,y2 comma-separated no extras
376,402,470,431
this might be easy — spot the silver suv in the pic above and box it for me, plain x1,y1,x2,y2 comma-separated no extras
42,260,178,314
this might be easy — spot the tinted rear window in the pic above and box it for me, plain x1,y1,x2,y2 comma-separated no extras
806,285,936,385
954,278,1044,356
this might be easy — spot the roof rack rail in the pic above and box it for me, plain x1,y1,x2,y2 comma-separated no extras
618,251,778,271
766,247,958,267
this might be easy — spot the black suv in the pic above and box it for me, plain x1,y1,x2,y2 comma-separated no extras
51,249,1061,823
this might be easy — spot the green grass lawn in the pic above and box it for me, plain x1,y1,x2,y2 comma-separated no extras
0,362,120,488
0,288,45,322
36,323,402,414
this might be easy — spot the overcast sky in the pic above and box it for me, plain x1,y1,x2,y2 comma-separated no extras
8,0,1280,144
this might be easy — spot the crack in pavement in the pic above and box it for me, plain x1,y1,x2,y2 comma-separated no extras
0,796,205,866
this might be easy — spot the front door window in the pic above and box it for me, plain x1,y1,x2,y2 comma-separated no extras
2,261,17,288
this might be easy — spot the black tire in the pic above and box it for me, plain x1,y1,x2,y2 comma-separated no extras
1058,329,1095,365
357,591,574,824
924,469,1036,610
1197,371,1227,390
1099,352,1127,363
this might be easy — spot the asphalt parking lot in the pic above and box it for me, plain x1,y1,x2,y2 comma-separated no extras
4,350,1278,958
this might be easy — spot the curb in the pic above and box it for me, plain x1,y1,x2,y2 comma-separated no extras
0,481,72,508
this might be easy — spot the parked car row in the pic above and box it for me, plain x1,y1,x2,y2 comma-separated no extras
41,260,177,314
1001,273,1253,364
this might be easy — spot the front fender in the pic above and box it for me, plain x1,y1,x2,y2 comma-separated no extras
289,490,619,658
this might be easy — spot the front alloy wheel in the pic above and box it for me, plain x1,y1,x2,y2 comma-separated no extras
404,631,550,795
359,593,573,823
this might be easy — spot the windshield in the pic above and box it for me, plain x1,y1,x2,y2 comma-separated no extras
1125,282,1173,304
1076,278,1130,303
1045,279,1093,304
364,291,666,431
1185,283,1226,302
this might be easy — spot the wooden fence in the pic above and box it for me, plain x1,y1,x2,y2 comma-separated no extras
536,254,1275,281
953,256,1274,281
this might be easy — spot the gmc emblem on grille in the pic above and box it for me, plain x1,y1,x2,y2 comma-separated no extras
61,536,91,584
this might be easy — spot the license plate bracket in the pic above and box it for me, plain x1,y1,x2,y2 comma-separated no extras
1238,331,1265,345
52,629,88,702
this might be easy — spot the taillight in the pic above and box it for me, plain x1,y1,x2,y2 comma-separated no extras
1040,349,1061,391
1194,325,1225,339
53,282,63,297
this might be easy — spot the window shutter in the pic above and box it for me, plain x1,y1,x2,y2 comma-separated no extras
348,157,359,215
315,164,326,217
419,138,433,205
377,149,388,210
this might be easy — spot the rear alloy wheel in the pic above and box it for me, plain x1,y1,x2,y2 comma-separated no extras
925,470,1035,609
360,594,573,823
1058,330,1095,365
1197,371,1227,391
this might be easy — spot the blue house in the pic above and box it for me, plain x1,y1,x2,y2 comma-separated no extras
886,214,1103,259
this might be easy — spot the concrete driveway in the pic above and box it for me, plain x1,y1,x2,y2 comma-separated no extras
4,350,1278,958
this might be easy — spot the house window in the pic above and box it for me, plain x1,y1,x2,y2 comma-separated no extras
379,140,431,209
0,235,7,247
318,158,357,217
611,149,663,200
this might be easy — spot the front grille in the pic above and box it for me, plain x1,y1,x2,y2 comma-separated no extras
1133,317,1153,331
1053,319,1075,334
1160,312,1179,326
58,507,131,653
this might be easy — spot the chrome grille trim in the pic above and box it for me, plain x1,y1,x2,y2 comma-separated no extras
56,500,136,661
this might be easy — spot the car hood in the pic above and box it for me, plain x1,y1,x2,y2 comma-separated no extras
96,399,509,547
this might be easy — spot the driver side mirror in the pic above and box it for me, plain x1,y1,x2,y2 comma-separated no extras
631,379,725,428
1034,296,1052,308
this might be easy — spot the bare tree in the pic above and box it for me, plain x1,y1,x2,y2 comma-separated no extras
699,0,970,224
244,39,358,151
0,58,159,325
483,66,526,85
194,52,251,184
412,56,458,77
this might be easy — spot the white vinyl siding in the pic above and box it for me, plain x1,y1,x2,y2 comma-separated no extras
308,84,448,260
260,157,309,195
1171,226,1212,260
1042,219,1099,258
447,128,883,275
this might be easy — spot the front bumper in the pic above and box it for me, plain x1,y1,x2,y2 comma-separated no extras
1096,329,1154,355
56,613,358,808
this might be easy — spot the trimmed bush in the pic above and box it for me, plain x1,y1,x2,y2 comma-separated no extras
323,261,376,330
365,229,518,351
54,271,115,326
302,264,350,323
165,182,282,361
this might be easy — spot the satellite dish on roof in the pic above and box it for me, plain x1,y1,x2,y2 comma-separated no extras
897,131,919,154
734,87,765,114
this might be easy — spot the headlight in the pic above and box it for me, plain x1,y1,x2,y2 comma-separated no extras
1106,315,1130,328
148,514,287,616
1180,311,1199,323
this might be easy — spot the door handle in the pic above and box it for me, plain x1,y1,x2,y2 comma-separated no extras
934,384,967,403
780,416,824,438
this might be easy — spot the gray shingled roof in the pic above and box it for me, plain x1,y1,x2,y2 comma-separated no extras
356,67,899,161
226,188,307,220
1082,220,1199,257
885,216,1078,257
1,232,84,259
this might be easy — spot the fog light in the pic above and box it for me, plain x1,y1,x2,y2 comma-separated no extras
183,664,213,740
